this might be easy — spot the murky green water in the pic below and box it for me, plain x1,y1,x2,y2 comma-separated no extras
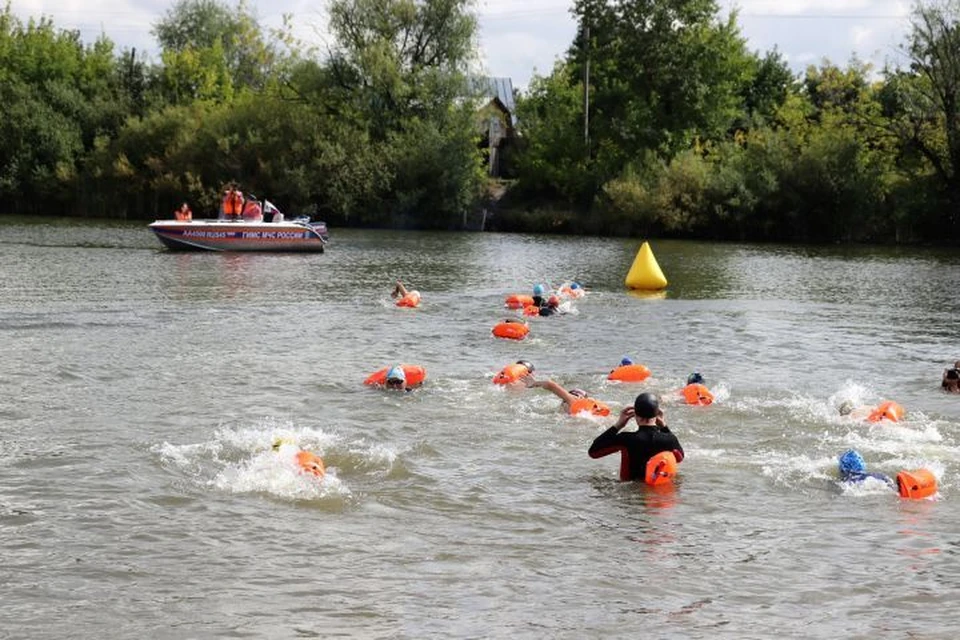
2,219,959,638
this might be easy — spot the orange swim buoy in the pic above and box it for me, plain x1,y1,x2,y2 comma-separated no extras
646,451,677,486
364,365,427,387
505,294,534,309
608,363,652,382
295,450,326,478
568,397,611,417
492,320,529,340
559,286,585,299
896,468,937,499
493,361,533,385
867,400,904,423
396,291,421,308
682,383,714,406
522,304,540,317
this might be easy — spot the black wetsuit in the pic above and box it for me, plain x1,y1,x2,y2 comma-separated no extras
532,295,545,307
538,305,559,317
588,425,684,481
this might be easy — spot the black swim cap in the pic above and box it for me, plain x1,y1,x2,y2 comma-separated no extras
516,360,534,373
634,392,660,419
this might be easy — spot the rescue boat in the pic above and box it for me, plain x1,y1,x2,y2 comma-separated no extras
149,217,328,252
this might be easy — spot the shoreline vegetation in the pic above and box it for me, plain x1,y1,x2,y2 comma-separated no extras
3,0,960,244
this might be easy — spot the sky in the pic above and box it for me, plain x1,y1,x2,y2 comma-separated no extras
10,0,917,89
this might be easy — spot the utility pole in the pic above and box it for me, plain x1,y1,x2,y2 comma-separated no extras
583,24,590,151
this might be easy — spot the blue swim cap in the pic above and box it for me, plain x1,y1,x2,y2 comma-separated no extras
385,366,406,383
620,356,634,366
533,284,545,296
687,372,704,385
838,449,866,475
571,282,581,290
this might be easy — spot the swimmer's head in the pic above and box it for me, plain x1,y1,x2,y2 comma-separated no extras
620,356,634,366
385,366,406,386
838,449,866,475
569,388,587,398
547,295,560,307
533,284,545,296
516,360,534,373
687,372,704,385
571,282,581,290
838,401,854,416
633,392,660,419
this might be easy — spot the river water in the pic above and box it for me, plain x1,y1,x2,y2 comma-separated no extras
2,219,959,638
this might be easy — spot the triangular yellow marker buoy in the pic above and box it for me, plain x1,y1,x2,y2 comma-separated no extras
625,241,668,290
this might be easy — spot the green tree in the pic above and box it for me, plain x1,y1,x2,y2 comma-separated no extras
881,0,960,237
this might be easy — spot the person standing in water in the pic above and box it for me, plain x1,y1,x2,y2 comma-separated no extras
588,393,684,481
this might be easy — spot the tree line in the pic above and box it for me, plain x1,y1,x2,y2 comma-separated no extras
3,0,960,243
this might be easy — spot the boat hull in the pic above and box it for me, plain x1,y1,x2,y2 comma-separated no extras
149,220,327,252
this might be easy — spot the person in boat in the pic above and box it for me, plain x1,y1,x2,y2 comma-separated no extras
241,197,263,222
174,202,192,221
837,449,894,489
588,392,685,481
942,361,960,393
384,365,421,392
220,183,245,221
521,374,610,416
264,200,284,223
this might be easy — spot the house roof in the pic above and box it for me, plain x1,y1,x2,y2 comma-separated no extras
469,76,515,116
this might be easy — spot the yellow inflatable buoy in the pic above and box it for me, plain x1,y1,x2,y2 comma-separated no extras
625,241,667,290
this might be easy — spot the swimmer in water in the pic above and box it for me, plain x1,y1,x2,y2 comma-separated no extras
837,449,893,489
588,393,684,481
383,365,421,392
942,361,960,393
521,374,609,415
273,439,325,478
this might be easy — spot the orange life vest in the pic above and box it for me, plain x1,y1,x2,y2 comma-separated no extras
505,294,534,309
222,190,244,215
682,383,714,406
568,397,611,417
493,362,532,385
492,320,529,340
396,291,421,308
295,451,325,478
896,468,937,499
645,451,677,486
608,363,652,383
867,401,904,423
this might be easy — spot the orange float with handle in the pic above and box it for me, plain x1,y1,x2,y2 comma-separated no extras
608,363,652,382
492,320,529,340
522,304,540,317
896,468,937,499
493,361,534,385
505,294,534,309
646,451,678,486
396,291,421,308
568,397,611,417
295,451,326,478
682,383,714,406
364,365,427,387
867,400,904,423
